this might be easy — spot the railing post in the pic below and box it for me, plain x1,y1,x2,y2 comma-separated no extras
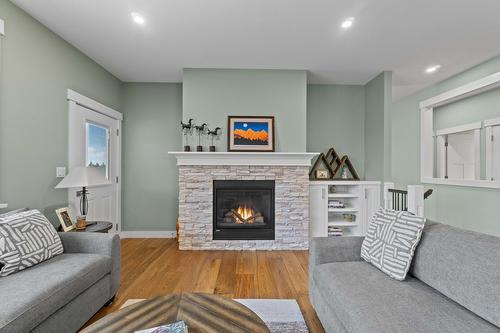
408,185,424,217
383,182,394,210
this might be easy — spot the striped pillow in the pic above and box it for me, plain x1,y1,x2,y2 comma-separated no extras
0,209,63,277
361,208,426,281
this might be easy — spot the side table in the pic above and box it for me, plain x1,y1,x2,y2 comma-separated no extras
75,221,113,233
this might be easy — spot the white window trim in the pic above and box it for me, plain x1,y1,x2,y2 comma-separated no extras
434,122,481,136
484,117,500,128
67,89,123,120
420,71,500,189
435,123,481,181
485,118,500,181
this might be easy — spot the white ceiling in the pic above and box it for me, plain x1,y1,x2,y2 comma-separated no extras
11,0,500,100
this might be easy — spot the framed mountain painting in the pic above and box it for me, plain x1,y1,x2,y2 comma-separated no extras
227,116,275,152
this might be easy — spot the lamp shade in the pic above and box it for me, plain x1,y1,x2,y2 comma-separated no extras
55,166,111,189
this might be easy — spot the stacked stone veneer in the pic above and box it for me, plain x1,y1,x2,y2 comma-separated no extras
178,165,310,250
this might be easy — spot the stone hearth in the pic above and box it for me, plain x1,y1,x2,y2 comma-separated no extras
170,152,316,250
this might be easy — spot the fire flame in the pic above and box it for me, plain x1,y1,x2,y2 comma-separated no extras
236,205,254,220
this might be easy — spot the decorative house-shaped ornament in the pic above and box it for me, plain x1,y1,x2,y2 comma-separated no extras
310,147,360,181
331,155,360,180
309,153,335,180
325,148,342,166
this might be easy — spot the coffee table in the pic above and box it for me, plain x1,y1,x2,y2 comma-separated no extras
81,293,271,333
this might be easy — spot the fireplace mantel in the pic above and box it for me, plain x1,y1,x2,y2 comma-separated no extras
168,152,318,166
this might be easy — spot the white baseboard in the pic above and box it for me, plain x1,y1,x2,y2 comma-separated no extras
120,231,176,238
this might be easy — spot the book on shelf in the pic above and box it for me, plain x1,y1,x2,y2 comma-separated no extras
328,226,343,236
328,199,345,208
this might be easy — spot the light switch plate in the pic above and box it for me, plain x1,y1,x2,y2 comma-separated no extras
56,167,66,178
0,19,4,36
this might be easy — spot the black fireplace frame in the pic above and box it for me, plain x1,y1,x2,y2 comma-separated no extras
213,180,275,240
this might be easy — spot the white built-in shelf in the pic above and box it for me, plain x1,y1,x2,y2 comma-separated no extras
328,208,359,213
310,181,381,238
328,222,359,227
328,193,358,198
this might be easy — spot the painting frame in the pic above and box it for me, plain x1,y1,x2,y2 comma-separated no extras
227,116,275,152
55,207,75,232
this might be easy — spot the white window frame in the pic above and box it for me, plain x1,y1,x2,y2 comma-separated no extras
420,71,500,189
67,89,123,232
435,122,481,180
485,117,500,181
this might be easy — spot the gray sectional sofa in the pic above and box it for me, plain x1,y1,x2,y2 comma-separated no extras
0,232,120,333
309,221,500,333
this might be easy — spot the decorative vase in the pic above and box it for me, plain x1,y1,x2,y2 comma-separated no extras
341,166,349,179
209,146,216,152
197,145,203,152
76,215,87,230
184,145,191,152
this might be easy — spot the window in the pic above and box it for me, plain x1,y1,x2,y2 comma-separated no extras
86,122,109,179
485,118,500,181
420,71,500,188
435,124,480,181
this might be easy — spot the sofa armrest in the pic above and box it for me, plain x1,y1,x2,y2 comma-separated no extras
58,232,121,298
309,236,364,267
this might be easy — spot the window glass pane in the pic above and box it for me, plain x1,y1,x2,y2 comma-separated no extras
436,130,476,180
493,126,500,181
86,122,109,179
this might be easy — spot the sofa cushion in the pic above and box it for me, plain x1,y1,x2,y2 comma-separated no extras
410,222,500,328
313,261,500,333
0,253,111,333
361,208,425,280
0,209,64,277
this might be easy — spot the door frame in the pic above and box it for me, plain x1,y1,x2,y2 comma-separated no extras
67,89,123,232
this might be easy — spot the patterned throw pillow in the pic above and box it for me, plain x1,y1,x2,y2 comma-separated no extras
0,209,64,277
361,208,426,281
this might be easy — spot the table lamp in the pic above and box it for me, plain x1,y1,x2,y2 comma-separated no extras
56,166,111,229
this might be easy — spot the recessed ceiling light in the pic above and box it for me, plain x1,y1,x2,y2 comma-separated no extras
341,17,355,29
425,65,441,74
131,12,145,25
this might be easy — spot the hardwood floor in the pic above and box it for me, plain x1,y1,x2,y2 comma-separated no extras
88,238,325,332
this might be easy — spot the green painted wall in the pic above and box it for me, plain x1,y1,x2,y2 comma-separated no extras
307,84,365,176
0,1,122,216
121,83,182,231
364,72,392,181
392,55,500,236
183,69,307,152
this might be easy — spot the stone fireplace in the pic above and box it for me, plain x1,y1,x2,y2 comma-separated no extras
169,152,317,250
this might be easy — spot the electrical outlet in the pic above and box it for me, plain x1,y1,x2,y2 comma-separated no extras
56,167,66,178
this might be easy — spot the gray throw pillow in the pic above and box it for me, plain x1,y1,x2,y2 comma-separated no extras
0,209,63,277
361,208,426,281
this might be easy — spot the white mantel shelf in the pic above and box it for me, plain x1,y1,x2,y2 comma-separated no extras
168,152,319,166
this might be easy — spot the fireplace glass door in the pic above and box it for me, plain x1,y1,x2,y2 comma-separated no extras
213,180,275,240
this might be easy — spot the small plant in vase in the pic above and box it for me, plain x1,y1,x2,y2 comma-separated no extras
207,127,221,152
194,123,208,151
180,119,194,151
